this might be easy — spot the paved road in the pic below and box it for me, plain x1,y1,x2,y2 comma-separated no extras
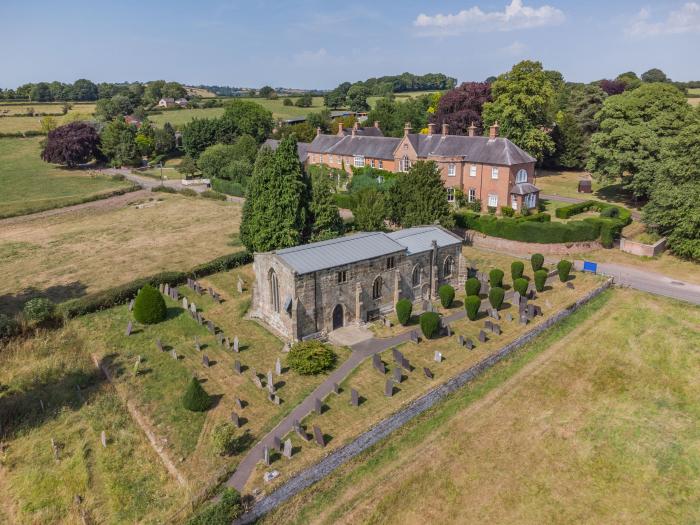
539,193,642,221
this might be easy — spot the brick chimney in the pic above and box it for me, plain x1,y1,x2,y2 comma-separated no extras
442,123,449,136
428,123,436,136
337,122,344,136
489,121,500,139
404,122,412,136
316,127,322,136
468,122,477,137
374,120,380,129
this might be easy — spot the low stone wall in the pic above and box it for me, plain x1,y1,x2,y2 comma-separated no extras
620,236,667,257
464,231,602,256
234,278,613,524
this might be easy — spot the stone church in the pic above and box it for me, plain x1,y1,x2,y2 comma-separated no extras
250,226,466,341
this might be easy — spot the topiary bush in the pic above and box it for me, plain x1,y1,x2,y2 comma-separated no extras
22,297,56,325
211,421,238,456
513,278,529,297
488,287,505,310
395,299,413,326
557,259,573,282
511,261,524,280
438,285,455,308
419,311,441,339
288,340,337,375
182,377,211,412
534,269,548,292
489,268,504,288
465,277,481,296
465,295,481,321
531,253,544,272
132,284,167,324
187,488,242,525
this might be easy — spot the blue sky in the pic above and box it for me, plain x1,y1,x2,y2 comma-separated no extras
1,0,699,89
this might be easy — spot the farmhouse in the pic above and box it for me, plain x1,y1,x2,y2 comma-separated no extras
251,226,466,340
158,98,176,108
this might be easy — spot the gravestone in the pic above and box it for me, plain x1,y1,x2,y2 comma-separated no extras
314,397,322,415
283,439,292,459
465,338,474,350
458,334,465,346
182,297,189,310
190,303,197,315
423,367,433,379
171,349,177,360
233,337,239,353
444,324,452,337
333,382,340,395
207,320,215,334
566,282,574,289
231,412,240,428
512,291,520,306
393,366,402,383
224,338,231,351
159,284,164,293
410,331,419,344
401,357,411,371
520,314,528,325
267,371,274,392
196,312,203,325
506,313,513,322
125,321,132,337
216,333,224,345
528,304,536,319
480,281,489,295
372,354,385,374
263,447,270,466
237,277,244,293
194,337,201,352
294,422,310,442
273,394,281,405
282,342,290,353
101,431,107,448
234,360,241,374
383,317,392,328
313,425,325,447
350,388,359,407
490,309,500,321
172,289,179,301
529,290,537,300
434,351,442,363
384,379,394,397
275,358,282,376
128,299,134,311
164,284,170,296
492,324,501,336
253,376,263,389
235,397,243,410
392,348,401,362
273,436,282,452
202,355,210,367
208,287,214,297
478,330,487,343
535,305,543,316
485,320,493,331
155,338,163,352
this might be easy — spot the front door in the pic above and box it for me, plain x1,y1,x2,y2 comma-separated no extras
332,304,343,330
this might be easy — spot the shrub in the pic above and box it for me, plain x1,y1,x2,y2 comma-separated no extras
511,261,524,280
288,340,337,375
419,311,441,339
187,488,242,525
501,206,515,217
465,277,481,296
531,253,544,272
438,285,455,308
151,185,177,194
395,299,412,326
333,193,355,209
23,298,56,324
464,199,481,213
179,188,198,197
534,269,548,292
211,422,238,456
212,178,245,197
201,190,227,201
488,287,505,310
0,314,20,339
182,377,211,412
557,259,573,282
489,268,504,288
465,295,481,321
513,278,529,297
600,206,619,218
132,284,167,324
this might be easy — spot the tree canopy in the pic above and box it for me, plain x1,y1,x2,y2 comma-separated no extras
389,161,453,228
430,82,492,135
41,122,101,167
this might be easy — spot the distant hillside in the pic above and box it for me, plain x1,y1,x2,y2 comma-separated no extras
185,86,216,98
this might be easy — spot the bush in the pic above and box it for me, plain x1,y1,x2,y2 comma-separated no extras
179,188,198,197
182,377,211,412
333,193,356,209
511,261,524,280
531,253,544,272
489,268,504,288
419,311,441,339
132,284,167,324
557,259,573,282
465,295,481,321
534,269,548,292
395,299,412,326
201,190,227,201
488,287,505,310
438,285,455,308
211,422,238,456
212,178,245,197
288,340,337,375
151,185,177,194
513,278,529,297
23,298,56,324
465,277,481,296
464,199,481,213
187,488,242,525
0,314,20,339
501,206,515,217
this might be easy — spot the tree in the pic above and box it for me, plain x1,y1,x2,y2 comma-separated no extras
531,253,544,271
396,298,412,325
197,144,240,179
390,161,453,228
95,94,134,121
182,377,211,412
287,340,337,375
177,156,198,178
616,71,642,90
419,311,440,339
557,260,573,282
551,110,586,169
72,78,98,101
438,284,455,308
430,82,492,134
135,123,155,157
99,119,141,167
211,422,238,456
307,109,332,133
221,99,273,142
23,298,56,324
161,81,186,99
283,98,293,106
308,170,344,242
599,79,626,96
465,295,481,321
258,85,275,98
181,117,220,157
154,122,176,154
41,122,101,167
481,61,557,162
30,82,52,102
324,82,351,108
566,83,606,136
132,284,166,324
352,187,387,231
346,84,370,112
641,68,669,83
295,94,313,107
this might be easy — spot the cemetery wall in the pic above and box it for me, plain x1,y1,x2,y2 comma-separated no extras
234,278,613,524
619,236,667,257
465,231,602,255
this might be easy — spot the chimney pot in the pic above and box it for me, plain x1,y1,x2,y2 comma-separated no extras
442,123,449,136
316,127,321,136
338,122,344,135
468,121,477,137
489,121,500,139
404,122,412,136
428,123,436,135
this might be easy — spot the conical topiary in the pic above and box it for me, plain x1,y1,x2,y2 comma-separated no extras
132,284,167,324
182,377,211,412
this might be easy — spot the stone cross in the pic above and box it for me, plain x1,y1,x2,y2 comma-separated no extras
125,321,132,337
350,388,359,407
423,367,434,379
313,425,325,447
384,379,394,397
314,397,322,415
434,351,442,363
283,439,292,459
275,358,282,376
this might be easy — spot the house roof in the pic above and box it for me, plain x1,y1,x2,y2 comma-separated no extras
510,182,540,195
387,226,462,255
275,232,405,274
404,134,536,166
326,136,401,160
263,139,310,163
338,126,384,138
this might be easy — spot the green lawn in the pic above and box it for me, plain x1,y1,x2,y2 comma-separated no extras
535,169,642,210
0,137,132,218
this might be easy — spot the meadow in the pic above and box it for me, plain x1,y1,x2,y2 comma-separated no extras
0,104,96,134
0,137,132,218
262,288,700,525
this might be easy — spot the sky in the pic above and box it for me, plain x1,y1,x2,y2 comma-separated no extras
1,0,699,89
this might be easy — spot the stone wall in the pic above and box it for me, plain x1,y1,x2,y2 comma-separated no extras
620,236,667,257
234,278,613,524
465,231,603,255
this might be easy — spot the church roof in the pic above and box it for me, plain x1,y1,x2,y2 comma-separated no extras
387,226,462,255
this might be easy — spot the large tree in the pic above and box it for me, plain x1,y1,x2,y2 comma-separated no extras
366,96,431,137
352,187,387,231
41,122,101,167
389,161,453,228
221,100,273,142
99,119,141,167
430,82,492,134
346,84,370,113
181,118,221,158
308,171,344,241
481,60,557,162
641,68,669,83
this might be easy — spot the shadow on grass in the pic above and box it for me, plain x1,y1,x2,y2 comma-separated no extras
0,281,88,316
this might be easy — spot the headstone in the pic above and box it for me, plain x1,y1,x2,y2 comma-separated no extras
207,320,215,334
520,314,528,325
171,349,177,360
391,348,401,362
234,360,241,374
194,337,201,352
350,388,359,406
492,324,501,336
480,281,489,295
216,332,224,345
528,304,536,319
458,335,465,346
263,470,279,483
202,355,210,367
566,282,574,289
253,376,263,389
444,324,452,337
208,287,214,297
506,313,513,322
263,446,270,466
512,291,520,306
231,411,240,428
190,303,197,314
485,320,493,331
273,436,282,452
535,305,543,316
401,357,411,371
196,312,203,325
410,331,419,344
434,351,442,363
233,337,239,353
182,297,189,310
275,358,282,376
478,330,487,343
159,283,164,293
235,397,243,410
283,439,292,459
372,354,385,374
314,397,322,415
164,284,170,296
313,425,325,447
490,308,500,321
267,371,274,393
384,379,394,397
100,431,107,448
128,299,135,311
423,367,433,379
172,289,179,301
333,382,340,394
295,424,310,442
393,366,402,383
155,338,163,351
465,338,474,350
237,277,244,293
273,394,281,405
383,317,392,328
224,337,231,351
125,321,132,337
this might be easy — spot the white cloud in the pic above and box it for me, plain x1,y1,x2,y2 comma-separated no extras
413,0,565,36
626,2,700,37
503,41,526,56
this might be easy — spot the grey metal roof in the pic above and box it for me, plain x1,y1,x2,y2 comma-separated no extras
275,232,405,274
510,182,540,195
262,139,309,163
387,226,463,255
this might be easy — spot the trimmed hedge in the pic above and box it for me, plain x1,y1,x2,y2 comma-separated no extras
288,340,337,375
395,299,412,326
513,278,528,297
438,285,455,308
419,311,441,339
187,488,242,525
212,178,246,197
488,287,505,310
534,269,548,292
465,295,481,321
557,259,573,282
133,284,167,324
183,377,211,412
531,253,544,272
511,261,524,280
465,277,481,296
489,268,504,288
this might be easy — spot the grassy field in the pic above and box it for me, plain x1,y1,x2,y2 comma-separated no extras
0,193,242,313
262,288,700,524
535,169,642,209
0,137,132,218
0,104,96,134
688,98,700,107
244,259,606,495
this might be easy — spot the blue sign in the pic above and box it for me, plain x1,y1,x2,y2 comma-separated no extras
582,261,597,273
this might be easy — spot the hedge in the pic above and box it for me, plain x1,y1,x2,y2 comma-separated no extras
395,299,412,326
534,269,548,292
465,295,481,321
333,193,356,209
59,251,251,319
465,277,481,296
488,287,505,310
151,185,178,194
513,278,528,297
531,253,544,272
511,261,524,280
438,285,455,308
201,190,227,201
557,259,573,282
212,178,246,197
419,311,441,339
489,269,504,288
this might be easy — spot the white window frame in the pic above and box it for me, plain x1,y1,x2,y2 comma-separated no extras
448,163,456,177
378,160,383,169
491,167,499,180
525,193,537,208
511,196,518,210
400,155,411,172
470,165,477,177
516,168,528,184
468,188,476,202
488,194,498,208
370,159,375,168
447,187,455,202
354,155,365,168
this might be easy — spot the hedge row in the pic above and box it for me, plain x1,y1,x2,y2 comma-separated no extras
212,178,246,197
554,200,631,224
0,130,47,138
59,251,251,319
